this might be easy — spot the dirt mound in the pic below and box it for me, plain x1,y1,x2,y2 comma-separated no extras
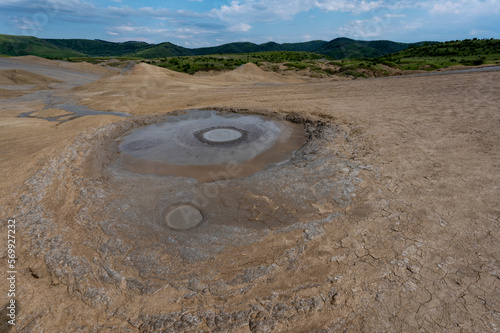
219,63,305,84
90,62,211,92
72,63,305,115
0,69,62,87
127,62,303,84
129,62,190,79
87,63,303,92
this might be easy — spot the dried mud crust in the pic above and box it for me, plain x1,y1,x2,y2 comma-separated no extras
11,109,373,332
1,63,498,333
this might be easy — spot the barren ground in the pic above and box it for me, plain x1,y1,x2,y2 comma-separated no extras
0,56,499,332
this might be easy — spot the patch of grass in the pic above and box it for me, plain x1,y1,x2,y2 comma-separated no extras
283,62,309,70
146,51,325,74
379,38,500,70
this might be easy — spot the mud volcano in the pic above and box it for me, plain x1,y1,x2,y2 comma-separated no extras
17,108,365,331
21,108,364,319
93,110,363,266
118,110,306,182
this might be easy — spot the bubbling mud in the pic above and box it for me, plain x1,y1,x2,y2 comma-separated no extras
165,205,204,229
118,110,307,182
195,127,247,145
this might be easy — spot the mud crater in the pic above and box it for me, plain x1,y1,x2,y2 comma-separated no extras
194,126,248,145
117,110,306,182
20,108,364,297
94,110,363,267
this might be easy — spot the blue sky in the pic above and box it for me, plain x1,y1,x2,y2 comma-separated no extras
0,0,499,46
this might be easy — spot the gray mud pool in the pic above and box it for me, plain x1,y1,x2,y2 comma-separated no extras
118,110,306,182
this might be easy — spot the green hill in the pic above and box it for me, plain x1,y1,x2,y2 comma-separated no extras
188,38,421,59
0,34,84,58
0,34,430,59
2,34,495,66
132,42,194,58
192,42,272,55
43,38,149,57
318,37,429,58
380,38,500,69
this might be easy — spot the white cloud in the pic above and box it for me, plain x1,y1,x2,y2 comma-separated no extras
336,13,408,39
8,16,43,32
207,0,407,33
0,0,203,22
315,0,384,14
426,0,500,15
109,36,155,43
469,29,496,36
175,27,214,35
210,0,311,23
105,23,220,42
228,22,252,32
2,0,498,46
110,25,168,34
209,0,391,25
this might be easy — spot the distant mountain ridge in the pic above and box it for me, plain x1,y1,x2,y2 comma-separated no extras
0,34,432,59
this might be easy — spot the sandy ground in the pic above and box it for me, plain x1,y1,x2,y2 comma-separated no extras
0,57,499,332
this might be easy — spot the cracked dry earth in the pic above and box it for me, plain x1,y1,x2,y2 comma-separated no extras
0,58,499,332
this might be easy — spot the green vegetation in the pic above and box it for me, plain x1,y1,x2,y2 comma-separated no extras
62,37,500,79
1,34,498,78
147,51,324,74
0,34,429,59
317,37,431,59
44,38,149,57
132,42,193,58
64,56,142,64
0,34,84,58
379,38,500,70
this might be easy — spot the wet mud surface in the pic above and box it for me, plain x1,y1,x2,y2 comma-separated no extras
18,94,130,122
118,110,307,181
0,56,105,85
0,56,129,122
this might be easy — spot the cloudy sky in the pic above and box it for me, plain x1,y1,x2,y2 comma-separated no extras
1,0,499,46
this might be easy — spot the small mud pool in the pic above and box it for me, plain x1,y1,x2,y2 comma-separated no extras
165,204,204,230
118,110,307,182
